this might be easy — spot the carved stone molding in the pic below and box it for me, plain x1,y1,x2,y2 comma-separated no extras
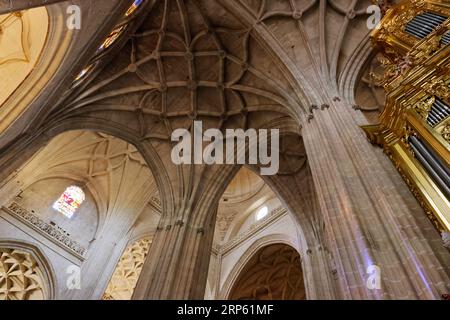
213,207,286,255
3,202,87,258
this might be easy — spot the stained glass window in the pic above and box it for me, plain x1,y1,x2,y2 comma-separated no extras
256,206,268,221
125,0,144,17
52,186,85,219
72,61,98,88
74,63,94,82
96,25,126,54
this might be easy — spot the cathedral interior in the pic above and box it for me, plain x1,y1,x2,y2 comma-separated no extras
0,0,449,300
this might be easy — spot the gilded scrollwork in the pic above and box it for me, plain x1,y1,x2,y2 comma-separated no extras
370,0,450,233
371,0,394,15
413,97,435,120
372,54,415,86
396,162,443,232
441,121,450,143
423,78,450,101
419,36,443,58
377,0,426,44
402,124,416,155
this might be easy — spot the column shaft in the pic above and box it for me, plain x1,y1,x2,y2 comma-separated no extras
303,101,450,299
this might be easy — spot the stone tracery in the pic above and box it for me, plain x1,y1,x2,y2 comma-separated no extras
103,237,152,300
0,248,45,300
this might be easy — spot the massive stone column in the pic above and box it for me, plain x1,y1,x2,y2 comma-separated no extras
132,161,231,300
302,98,450,300
132,208,217,300
261,167,339,300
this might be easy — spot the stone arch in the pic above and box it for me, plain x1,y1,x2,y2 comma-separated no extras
0,239,56,300
0,117,173,224
128,232,154,248
103,236,153,300
207,157,325,299
219,236,305,300
0,124,162,296
20,175,104,230
189,120,308,239
221,189,278,243
338,33,374,105
47,119,174,221
0,4,74,135
16,176,101,247
247,166,316,243
236,164,336,300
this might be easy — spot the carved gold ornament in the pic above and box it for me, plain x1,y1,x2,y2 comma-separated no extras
376,54,415,85
423,78,450,101
368,0,450,233
371,0,394,15
413,97,435,120
380,0,426,37
442,121,450,143
414,98,435,119
420,35,443,57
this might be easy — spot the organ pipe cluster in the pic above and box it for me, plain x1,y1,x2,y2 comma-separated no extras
364,0,450,232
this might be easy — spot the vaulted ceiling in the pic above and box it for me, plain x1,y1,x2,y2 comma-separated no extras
0,0,135,146
0,0,378,146
50,0,307,142
4,130,159,234
43,0,376,137
0,0,378,233
0,7,48,106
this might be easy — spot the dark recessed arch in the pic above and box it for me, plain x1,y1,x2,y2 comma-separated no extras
228,243,306,300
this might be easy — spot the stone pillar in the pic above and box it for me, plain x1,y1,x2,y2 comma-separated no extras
132,206,217,300
262,169,339,299
60,229,129,300
302,100,450,299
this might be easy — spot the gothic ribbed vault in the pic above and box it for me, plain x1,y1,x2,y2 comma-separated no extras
1,0,448,302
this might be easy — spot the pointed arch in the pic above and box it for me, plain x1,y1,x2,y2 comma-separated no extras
0,239,56,300
219,236,305,300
